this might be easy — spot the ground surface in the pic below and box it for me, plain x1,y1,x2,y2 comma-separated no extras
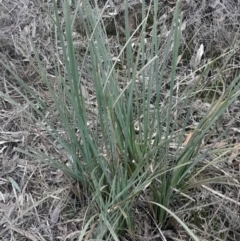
0,0,240,240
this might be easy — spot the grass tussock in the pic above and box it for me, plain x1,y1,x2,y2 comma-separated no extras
0,0,240,240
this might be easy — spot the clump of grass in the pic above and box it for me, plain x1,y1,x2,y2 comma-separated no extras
1,0,240,240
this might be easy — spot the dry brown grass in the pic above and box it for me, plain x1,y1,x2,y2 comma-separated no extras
0,0,240,240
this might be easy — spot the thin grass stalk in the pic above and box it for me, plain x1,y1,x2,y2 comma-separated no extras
152,0,182,222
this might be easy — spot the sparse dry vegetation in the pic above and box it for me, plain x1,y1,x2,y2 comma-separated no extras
0,0,240,240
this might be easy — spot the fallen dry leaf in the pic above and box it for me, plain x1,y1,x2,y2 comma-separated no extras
194,44,204,68
11,226,38,241
213,141,228,148
183,132,193,146
50,202,62,224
